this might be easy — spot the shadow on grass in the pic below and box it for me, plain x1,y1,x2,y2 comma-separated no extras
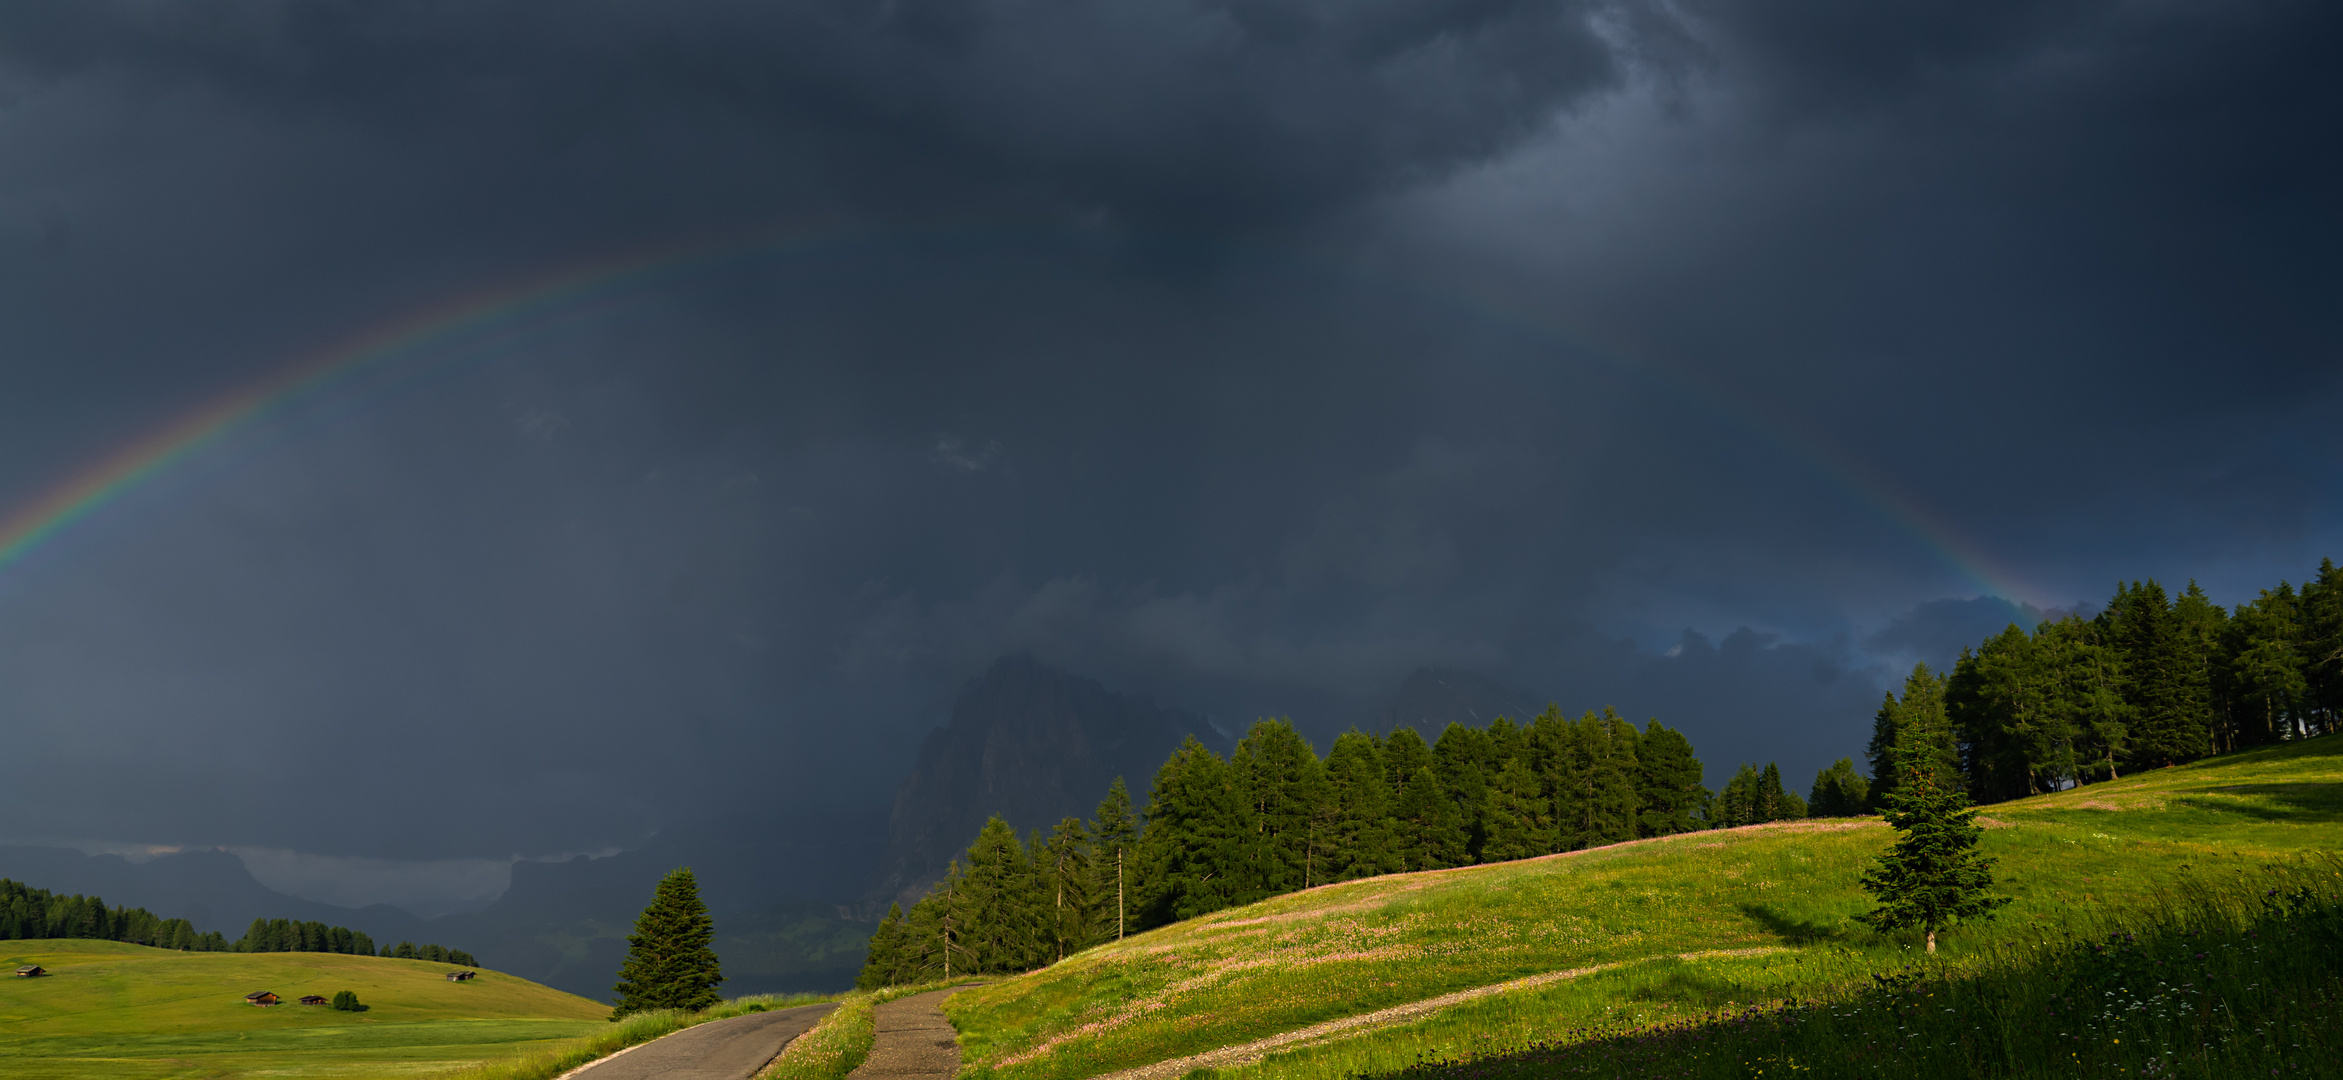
2173,782,2343,824
1735,902,1849,944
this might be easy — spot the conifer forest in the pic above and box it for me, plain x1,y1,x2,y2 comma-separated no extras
863,559,2341,986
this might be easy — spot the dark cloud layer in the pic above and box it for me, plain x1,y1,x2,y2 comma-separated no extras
0,1,2337,908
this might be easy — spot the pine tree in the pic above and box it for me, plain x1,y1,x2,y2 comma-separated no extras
1041,817,1093,963
1553,710,1638,848
1320,730,1398,881
1856,747,2011,953
2107,579,2209,766
2225,584,2310,745
1431,723,1497,860
958,819,1043,973
1138,737,1248,923
1391,764,1467,870
609,867,724,1018
1807,757,1870,817
857,904,907,989
1231,719,1328,895
1478,755,1554,860
2304,559,2343,736
1089,778,1138,942
1632,721,1709,836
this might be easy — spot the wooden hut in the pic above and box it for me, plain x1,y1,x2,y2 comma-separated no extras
299,994,329,1005
244,991,280,1006
13,965,44,977
446,970,477,981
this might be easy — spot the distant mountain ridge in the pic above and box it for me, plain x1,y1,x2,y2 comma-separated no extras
0,845,435,945
870,653,1209,908
1380,667,1547,737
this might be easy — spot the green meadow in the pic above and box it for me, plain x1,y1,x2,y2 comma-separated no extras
0,942,606,1079
941,734,2343,1080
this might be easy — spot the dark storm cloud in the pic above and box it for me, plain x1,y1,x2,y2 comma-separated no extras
0,0,2337,909
0,0,1631,229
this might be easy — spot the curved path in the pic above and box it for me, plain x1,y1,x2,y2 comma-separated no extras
1086,948,1788,1080
847,987,979,1080
569,1002,837,1080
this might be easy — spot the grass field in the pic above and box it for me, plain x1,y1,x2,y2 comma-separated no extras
942,734,2343,1080
0,941,606,1079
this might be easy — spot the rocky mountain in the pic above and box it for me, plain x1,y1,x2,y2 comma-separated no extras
429,827,881,998
870,653,1207,908
1380,667,1547,738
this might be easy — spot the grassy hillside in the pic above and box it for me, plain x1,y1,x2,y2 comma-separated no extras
0,940,607,1079
943,734,2343,1080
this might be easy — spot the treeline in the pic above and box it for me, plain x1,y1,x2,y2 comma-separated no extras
1,878,475,964
2,878,227,950
863,708,1787,985
1889,561,2342,805
225,917,473,963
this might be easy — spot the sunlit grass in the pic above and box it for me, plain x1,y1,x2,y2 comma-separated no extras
945,734,2343,1080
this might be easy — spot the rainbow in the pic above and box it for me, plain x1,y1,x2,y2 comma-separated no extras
0,226,785,578
0,225,2036,606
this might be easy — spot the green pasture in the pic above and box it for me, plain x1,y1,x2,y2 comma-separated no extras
943,734,2343,1080
0,941,605,1079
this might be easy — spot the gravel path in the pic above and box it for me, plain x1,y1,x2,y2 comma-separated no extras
1085,948,1788,1080
567,1002,837,1080
847,988,977,1080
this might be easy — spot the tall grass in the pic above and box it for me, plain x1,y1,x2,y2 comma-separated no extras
757,979,994,1080
434,992,838,1080
1343,859,2342,1080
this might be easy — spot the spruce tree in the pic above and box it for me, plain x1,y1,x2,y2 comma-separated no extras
1478,755,1554,860
1041,817,1093,962
609,867,724,1018
1632,721,1709,836
1391,764,1467,870
1089,778,1138,942
1231,719,1328,894
1807,758,1870,817
1321,730,1398,881
1856,748,2011,953
1138,737,1248,923
858,904,907,989
1431,723,1496,860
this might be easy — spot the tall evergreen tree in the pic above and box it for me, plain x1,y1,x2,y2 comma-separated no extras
2038,614,2130,781
2304,560,2343,736
1432,723,1497,860
1089,777,1139,942
858,904,908,989
1856,745,2011,953
1632,721,1709,836
2107,579,2210,766
1554,710,1639,849
1231,719,1329,894
2173,582,2228,750
1040,817,1093,963
1807,757,1870,817
1320,730,1398,881
1138,737,1248,923
1391,764,1468,870
609,867,724,1018
1478,755,1554,860
958,818,1043,973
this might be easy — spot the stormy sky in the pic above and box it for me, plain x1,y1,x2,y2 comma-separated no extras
1,1,2337,912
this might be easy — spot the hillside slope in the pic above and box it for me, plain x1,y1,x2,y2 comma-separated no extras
0,940,605,1080
943,734,2343,1080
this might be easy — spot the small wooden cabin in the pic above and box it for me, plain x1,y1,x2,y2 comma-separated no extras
245,991,280,1006
445,969,476,981
299,994,329,1005
13,965,43,977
